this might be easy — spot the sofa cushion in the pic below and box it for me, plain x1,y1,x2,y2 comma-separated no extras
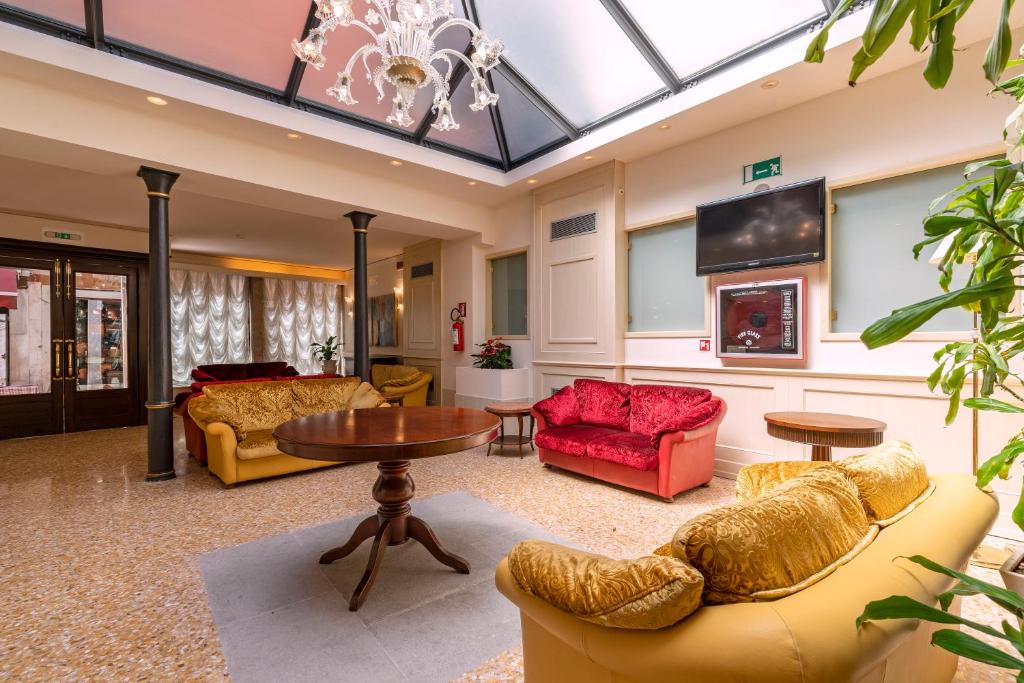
533,386,581,427
187,394,245,441
648,398,724,448
833,440,932,526
246,361,290,379
236,430,284,460
535,425,623,457
350,381,390,409
735,461,831,500
197,363,247,381
291,377,363,417
279,365,300,377
574,379,631,431
587,431,659,471
628,384,712,437
507,540,704,630
672,468,877,604
191,368,218,383
201,381,293,435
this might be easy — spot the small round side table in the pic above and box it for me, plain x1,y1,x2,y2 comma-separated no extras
484,402,535,458
764,411,887,462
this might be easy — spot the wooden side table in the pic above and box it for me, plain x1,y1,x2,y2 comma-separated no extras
764,411,886,462
484,402,535,458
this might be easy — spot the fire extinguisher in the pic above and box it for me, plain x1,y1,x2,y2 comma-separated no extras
450,307,465,351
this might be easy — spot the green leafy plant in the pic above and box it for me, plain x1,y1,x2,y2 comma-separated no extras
310,335,340,363
472,337,513,369
807,0,1024,674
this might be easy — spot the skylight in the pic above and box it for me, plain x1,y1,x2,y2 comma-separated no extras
0,0,832,171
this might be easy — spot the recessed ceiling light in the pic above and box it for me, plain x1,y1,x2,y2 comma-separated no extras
526,178,538,185
286,132,302,140
658,123,671,130
235,233,246,240
146,95,168,106
761,79,780,90
389,159,403,167
467,180,478,186
583,155,594,160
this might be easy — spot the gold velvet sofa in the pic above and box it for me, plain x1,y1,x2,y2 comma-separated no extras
371,364,432,406
188,377,389,486
496,465,998,682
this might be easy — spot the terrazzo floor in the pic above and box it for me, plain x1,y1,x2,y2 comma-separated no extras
0,419,1017,682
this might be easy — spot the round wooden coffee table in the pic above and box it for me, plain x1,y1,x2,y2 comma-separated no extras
764,411,886,462
274,407,500,611
484,402,535,457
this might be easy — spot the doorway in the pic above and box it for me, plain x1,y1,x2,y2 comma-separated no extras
0,240,146,439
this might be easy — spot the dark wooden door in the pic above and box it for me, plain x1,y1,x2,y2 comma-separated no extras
0,253,63,438
61,257,142,432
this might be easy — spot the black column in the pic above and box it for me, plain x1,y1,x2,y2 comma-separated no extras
345,211,376,382
138,165,180,482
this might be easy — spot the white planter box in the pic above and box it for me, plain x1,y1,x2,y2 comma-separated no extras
455,366,530,402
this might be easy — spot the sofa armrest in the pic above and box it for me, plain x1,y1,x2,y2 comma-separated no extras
204,422,240,485
658,404,727,448
531,409,550,433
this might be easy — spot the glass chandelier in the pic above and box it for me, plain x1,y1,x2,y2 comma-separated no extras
292,0,505,131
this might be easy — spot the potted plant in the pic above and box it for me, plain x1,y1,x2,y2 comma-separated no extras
456,337,530,402
806,0,1024,673
310,335,340,375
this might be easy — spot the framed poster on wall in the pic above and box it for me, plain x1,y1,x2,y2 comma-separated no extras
715,278,806,360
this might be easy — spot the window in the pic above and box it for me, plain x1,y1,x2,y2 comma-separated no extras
490,251,528,337
627,218,705,333
830,161,978,335
170,269,251,385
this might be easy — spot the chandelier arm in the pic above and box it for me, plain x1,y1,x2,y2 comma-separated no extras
346,20,384,42
429,17,479,43
431,48,478,77
364,0,400,54
342,43,378,77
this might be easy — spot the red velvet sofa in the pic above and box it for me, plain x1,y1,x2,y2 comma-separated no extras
174,362,338,464
532,379,726,501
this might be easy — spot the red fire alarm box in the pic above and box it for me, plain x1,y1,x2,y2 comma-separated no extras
715,278,806,360
699,339,711,352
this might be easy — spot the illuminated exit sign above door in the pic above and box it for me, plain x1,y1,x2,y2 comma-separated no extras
743,156,782,184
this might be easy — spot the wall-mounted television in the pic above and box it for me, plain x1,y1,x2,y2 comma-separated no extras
696,177,826,276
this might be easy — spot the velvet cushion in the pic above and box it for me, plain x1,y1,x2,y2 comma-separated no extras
833,440,932,526
628,384,712,437
235,430,283,460
508,540,704,630
246,362,289,379
533,386,582,427
200,381,293,436
574,379,631,431
290,377,363,417
587,431,659,471
191,368,218,383
672,468,877,604
535,425,623,457
187,395,245,440
735,461,830,500
279,366,300,377
197,363,247,381
648,398,724,448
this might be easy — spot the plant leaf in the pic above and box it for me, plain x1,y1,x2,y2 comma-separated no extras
901,555,1024,613
857,594,1007,639
931,629,1024,668
983,0,1016,84
963,397,1024,413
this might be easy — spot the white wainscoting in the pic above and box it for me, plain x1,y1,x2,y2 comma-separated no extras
601,365,1023,541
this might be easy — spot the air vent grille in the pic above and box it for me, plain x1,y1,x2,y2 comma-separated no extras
550,212,597,241
411,263,434,279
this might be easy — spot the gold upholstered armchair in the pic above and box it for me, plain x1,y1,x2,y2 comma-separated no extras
371,364,432,406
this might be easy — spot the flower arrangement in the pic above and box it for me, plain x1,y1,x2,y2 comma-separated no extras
471,338,513,370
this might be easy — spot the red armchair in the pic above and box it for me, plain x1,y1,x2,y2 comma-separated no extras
532,379,726,501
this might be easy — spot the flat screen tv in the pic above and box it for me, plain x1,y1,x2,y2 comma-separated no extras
696,177,826,276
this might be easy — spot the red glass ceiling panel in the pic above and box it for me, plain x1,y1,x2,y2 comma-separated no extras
5,0,84,26
102,0,310,89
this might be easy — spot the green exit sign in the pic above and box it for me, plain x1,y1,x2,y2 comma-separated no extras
743,156,782,184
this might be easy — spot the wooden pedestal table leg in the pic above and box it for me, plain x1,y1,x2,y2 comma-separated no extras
408,515,470,574
811,444,832,462
517,415,524,458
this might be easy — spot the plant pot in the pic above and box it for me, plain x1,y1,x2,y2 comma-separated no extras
322,360,338,375
455,366,530,401
999,546,1024,595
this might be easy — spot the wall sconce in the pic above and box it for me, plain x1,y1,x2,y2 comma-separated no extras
394,286,404,311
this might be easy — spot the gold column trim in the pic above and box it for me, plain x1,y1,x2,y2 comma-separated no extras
145,401,175,410
146,191,171,199
353,228,368,233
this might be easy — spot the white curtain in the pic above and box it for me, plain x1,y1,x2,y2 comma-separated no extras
170,269,251,385
260,278,342,375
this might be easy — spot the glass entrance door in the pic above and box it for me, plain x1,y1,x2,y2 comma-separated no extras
62,258,141,432
0,255,62,438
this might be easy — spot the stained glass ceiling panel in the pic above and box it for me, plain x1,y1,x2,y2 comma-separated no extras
489,70,566,163
474,0,664,127
103,0,309,89
3,0,82,27
621,0,826,79
425,72,501,161
298,0,471,132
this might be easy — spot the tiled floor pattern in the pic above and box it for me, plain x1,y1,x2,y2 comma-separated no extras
0,421,1017,681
